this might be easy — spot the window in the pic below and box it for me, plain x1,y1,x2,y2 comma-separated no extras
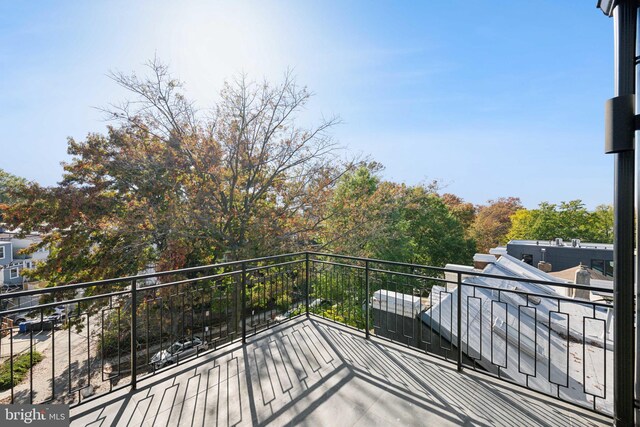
607,261,614,277
522,254,533,265
591,259,614,278
9,268,19,279
0,246,4,259
591,259,604,275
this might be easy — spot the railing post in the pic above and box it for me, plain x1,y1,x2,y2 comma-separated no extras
456,272,463,372
130,279,138,390
305,253,310,317
607,2,637,425
9,331,14,403
241,262,247,344
365,260,370,339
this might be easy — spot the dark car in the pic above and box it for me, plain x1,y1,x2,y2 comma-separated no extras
5,313,28,325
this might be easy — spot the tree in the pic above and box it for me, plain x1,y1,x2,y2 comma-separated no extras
323,165,475,266
0,169,28,222
507,202,562,241
0,169,27,205
402,187,475,266
506,209,539,241
507,200,614,243
440,193,476,237
321,163,393,257
470,197,522,253
7,59,346,285
590,204,614,243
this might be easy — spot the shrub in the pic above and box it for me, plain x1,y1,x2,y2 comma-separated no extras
0,351,44,391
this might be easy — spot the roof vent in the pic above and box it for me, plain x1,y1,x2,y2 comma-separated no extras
571,239,581,247
554,238,564,246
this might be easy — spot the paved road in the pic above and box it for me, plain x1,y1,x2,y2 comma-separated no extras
0,305,291,405
0,318,103,404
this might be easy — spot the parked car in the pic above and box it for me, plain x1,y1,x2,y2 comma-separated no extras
6,313,28,325
150,336,208,369
54,306,68,319
44,314,63,326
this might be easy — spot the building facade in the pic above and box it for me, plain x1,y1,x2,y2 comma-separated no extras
0,233,49,289
505,239,613,277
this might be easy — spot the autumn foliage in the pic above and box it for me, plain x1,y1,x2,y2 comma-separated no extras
3,61,615,287
7,60,346,284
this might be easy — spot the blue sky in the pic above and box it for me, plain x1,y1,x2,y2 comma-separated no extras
0,1,613,208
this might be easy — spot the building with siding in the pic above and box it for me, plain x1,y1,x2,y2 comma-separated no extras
0,232,49,289
504,239,613,277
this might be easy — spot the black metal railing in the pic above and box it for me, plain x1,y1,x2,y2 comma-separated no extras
0,252,614,416
307,253,613,415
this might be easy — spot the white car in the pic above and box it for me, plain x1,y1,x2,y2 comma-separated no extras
150,336,208,369
54,306,67,319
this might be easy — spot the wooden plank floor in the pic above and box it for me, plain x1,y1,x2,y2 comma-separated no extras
70,317,611,427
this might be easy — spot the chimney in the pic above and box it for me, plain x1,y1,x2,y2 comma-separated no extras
571,263,591,300
473,254,496,270
537,261,552,273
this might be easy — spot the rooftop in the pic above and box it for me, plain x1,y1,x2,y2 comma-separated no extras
70,317,610,427
549,266,612,282
429,254,613,414
507,240,613,251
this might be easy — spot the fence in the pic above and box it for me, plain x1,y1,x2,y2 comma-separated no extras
0,252,614,415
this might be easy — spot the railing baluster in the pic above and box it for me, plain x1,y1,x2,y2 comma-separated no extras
158,297,163,372
305,253,310,316
86,311,90,397
241,262,247,344
30,325,33,403
365,260,370,339
146,300,150,368
456,272,463,372
51,316,55,400
9,329,13,403
68,311,72,395
130,279,137,390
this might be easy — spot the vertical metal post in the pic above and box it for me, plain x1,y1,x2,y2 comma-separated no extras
611,1,637,425
305,253,310,317
241,262,247,344
365,260,370,339
456,272,463,372
130,279,138,390
29,328,33,403
635,6,640,424
9,332,13,403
